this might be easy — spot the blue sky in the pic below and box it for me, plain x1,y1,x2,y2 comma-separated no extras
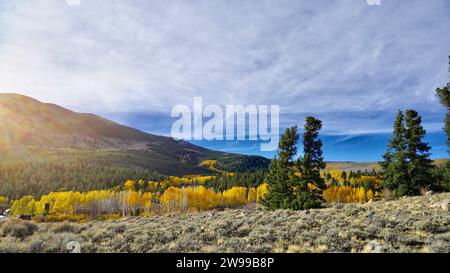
0,0,449,161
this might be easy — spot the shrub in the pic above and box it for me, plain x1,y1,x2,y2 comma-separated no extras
0,220,37,239
431,165,450,192
292,191,323,210
40,214,89,223
52,222,78,233
382,188,395,200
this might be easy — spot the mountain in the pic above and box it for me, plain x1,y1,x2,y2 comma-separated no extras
0,93,197,149
0,93,269,198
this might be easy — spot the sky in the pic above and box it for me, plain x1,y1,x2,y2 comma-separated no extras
0,0,449,161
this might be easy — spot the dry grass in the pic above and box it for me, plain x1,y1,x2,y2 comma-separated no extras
0,193,449,253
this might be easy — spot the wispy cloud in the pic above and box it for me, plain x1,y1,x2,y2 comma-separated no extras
0,0,449,135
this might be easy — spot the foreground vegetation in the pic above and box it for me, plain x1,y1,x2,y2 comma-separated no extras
1,192,448,253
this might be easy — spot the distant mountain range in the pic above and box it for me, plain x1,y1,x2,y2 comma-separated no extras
0,93,269,198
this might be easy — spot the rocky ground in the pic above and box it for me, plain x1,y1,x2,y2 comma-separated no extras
0,193,449,253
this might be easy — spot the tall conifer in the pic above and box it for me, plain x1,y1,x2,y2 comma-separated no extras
264,126,298,209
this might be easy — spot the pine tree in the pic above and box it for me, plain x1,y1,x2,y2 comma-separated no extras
435,55,450,152
341,171,347,183
404,109,434,194
382,110,435,196
299,116,326,189
263,126,299,209
434,57,450,190
381,110,409,195
264,117,326,210
292,116,325,210
436,86,450,151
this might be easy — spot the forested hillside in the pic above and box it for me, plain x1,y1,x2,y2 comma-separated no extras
0,94,269,198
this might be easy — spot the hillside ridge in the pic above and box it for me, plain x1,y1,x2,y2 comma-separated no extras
0,93,270,198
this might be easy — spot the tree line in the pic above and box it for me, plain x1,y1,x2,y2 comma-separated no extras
8,181,269,220
263,68,450,210
0,160,166,199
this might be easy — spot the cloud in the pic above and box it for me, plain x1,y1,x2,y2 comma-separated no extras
0,0,449,135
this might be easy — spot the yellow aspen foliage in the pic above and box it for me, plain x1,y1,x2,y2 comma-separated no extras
191,175,215,184
83,190,117,215
36,190,114,216
8,181,272,220
366,189,374,201
159,181,169,190
345,176,382,189
222,187,247,206
199,160,220,173
186,186,218,211
356,187,366,202
11,195,36,216
0,196,10,206
323,186,373,203
199,160,235,176
147,174,216,191
327,170,344,181
359,176,382,189
142,192,153,210
159,187,186,211
124,180,136,191
256,183,268,202
247,187,257,203
138,179,146,189
325,165,345,170
308,183,320,191
127,191,143,210
147,181,158,192
50,192,83,215
374,191,382,200
159,186,219,212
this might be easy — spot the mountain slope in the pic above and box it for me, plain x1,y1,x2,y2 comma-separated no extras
0,93,269,198
0,93,195,149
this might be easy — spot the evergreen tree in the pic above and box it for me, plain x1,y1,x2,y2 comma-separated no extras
298,116,326,189
264,117,326,210
436,86,450,151
341,171,347,183
348,170,354,179
381,110,409,195
404,109,434,194
292,116,325,210
263,126,299,209
435,56,450,152
381,110,435,196
433,57,450,191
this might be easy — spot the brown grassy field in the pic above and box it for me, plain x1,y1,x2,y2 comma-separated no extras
0,193,449,253
325,159,449,173
325,161,380,172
